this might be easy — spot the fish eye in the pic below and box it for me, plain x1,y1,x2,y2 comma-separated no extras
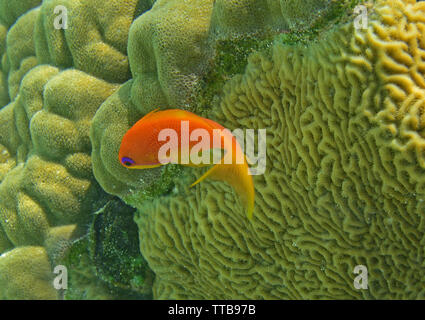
121,157,135,167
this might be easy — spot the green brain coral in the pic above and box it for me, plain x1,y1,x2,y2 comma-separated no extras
129,0,425,299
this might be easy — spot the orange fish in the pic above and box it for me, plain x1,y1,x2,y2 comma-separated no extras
118,109,255,219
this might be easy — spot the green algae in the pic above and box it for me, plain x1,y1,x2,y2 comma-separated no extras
89,199,154,296
62,198,154,300
122,164,183,209
194,35,274,117
194,0,367,117
277,0,368,45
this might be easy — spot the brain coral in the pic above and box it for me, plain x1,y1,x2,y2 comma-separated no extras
130,0,425,299
0,0,149,299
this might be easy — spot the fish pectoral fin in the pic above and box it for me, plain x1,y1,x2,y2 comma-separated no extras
189,165,219,188
189,151,235,188
186,148,226,168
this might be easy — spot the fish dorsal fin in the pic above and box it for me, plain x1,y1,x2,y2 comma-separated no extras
201,117,225,131
141,108,161,120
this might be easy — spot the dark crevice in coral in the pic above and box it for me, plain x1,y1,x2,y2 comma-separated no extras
61,198,154,300
133,0,156,21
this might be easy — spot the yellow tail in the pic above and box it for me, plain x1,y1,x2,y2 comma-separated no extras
190,161,255,220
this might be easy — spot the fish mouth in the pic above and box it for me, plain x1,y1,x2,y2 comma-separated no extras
119,155,162,169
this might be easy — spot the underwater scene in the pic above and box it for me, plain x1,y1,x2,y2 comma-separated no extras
0,0,424,301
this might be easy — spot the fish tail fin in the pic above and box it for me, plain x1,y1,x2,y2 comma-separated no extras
238,162,255,220
190,161,255,220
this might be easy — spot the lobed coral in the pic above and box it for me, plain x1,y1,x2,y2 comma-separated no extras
0,66,117,299
0,0,152,299
0,0,42,106
0,246,57,300
0,0,42,29
5,7,39,101
131,0,425,299
34,0,141,83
